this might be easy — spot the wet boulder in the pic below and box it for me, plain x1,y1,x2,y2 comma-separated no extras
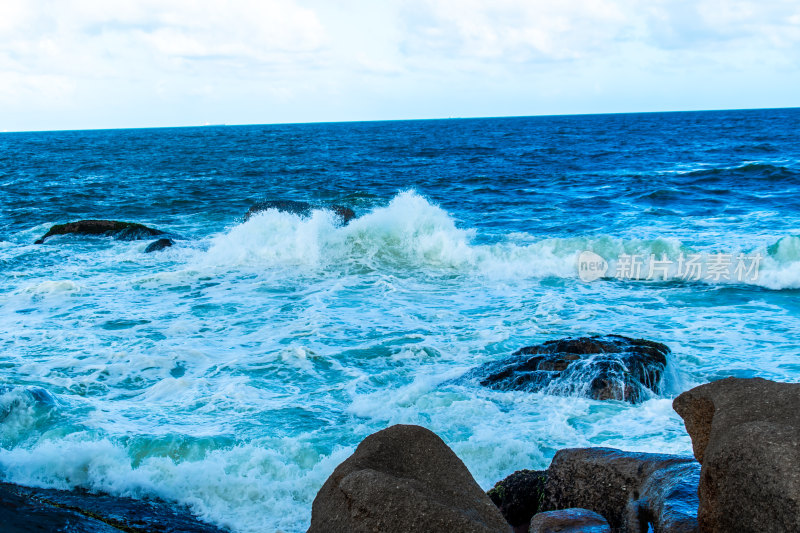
487,470,547,533
673,377,800,532
34,220,165,244
144,238,174,253
529,508,611,533
470,335,669,403
0,481,225,533
308,424,510,533
244,200,355,224
544,447,699,533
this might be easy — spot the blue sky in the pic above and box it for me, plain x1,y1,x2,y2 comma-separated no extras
1,0,799,131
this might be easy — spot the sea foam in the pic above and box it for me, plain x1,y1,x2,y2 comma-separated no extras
200,191,800,289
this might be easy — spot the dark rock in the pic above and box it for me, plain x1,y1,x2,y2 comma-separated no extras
34,220,165,244
470,335,669,403
673,377,800,532
544,447,699,533
114,226,164,242
244,200,355,224
245,200,312,220
308,424,510,533
529,508,611,533
0,481,226,532
488,470,547,533
329,204,356,224
144,238,174,253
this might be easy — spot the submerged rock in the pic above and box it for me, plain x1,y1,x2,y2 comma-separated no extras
470,335,669,403
673,377,800,532
487,470,547,533
544,447,699,533
244,200,356,224
529,508,610,533
308,424,510,533
34,220,165,244
144,238,174,253
0,481,225,533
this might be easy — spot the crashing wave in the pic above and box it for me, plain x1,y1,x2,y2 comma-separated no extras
199,191,800,289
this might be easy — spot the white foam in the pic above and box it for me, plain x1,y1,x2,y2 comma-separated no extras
0,434,352,533
2,190,797,533
195,191,800,289
19,280,83,295
196,191,689,281
756,236,800,289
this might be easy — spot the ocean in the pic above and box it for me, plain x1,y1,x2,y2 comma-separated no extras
1,108,799,532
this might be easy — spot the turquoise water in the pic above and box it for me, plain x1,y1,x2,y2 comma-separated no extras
1,110,799,531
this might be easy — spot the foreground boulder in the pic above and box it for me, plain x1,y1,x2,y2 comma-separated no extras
673,377,800,533
544,448,699,533
470,335,669,403
487,470,547,533
34,220,165,244
529,508,610,533
0,481,224,533
308,424,510,533
244,200,356,224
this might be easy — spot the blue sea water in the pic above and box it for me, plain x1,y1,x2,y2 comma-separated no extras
1,108,799,532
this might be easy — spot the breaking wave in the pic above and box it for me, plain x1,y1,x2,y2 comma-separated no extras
200,191,800,289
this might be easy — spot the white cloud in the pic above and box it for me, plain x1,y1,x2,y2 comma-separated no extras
0,0,326,79
640,0,800,50
0,71,76,106
397,0,800,63
0,0,798,130
399,0,631,62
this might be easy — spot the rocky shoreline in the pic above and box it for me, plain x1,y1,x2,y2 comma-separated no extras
0,481,226,533
309,376,800,533
2,376,797,532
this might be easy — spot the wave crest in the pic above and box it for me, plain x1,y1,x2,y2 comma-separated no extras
199,192,800,289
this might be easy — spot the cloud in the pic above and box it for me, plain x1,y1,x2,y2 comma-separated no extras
399,0,630,63
0,0,798,129
0,0,326,82
642,0,800,50
397,0,800,63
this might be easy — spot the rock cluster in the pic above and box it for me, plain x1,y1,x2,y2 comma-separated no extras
543,448,699,533
469,335,669,403
310,377,798,533
5,372,794,532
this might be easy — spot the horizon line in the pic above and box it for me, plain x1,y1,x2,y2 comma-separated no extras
3,105,798,135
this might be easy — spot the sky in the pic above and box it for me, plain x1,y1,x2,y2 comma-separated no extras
1,0,799,131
